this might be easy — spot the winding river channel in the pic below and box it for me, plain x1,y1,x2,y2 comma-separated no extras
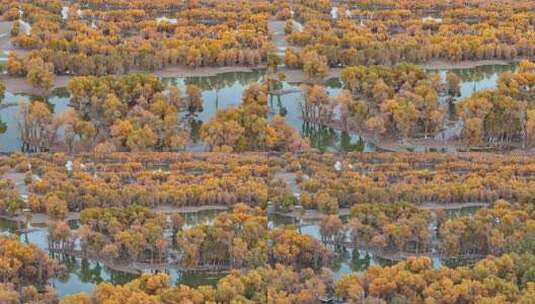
0,203,482,298
0,62,517,153
0,208,226,298
268,62,518,152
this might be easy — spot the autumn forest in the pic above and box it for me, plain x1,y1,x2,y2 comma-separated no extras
1,0,535,303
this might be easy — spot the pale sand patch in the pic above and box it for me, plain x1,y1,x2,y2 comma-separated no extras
0,21,13,34
421,59,514,70
150,65,265,78
278,59,517,84
278,66,344,84
419,202,489,209
0,75,71,95
1,204,229,225
272,202,489,221
0,65,265,94
268,18,289,55
0,21,29,60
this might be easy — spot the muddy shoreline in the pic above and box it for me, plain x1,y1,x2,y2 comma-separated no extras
420,59,517,70
1,204,232,278
0,65,266,95
276,59,520,84
419,202,489,209
0,204,229,225
0,59,519,95
277,66,345,84
271,201,489,220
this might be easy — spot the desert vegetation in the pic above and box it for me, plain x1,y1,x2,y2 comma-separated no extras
1,0,535,303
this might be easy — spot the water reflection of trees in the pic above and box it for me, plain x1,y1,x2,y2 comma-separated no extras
444,63,517,83
0,218,18,234
331,248,400,275
51,255,102,284
324,77,343,89
177,272,224,288
268,94,288,116
0,118,6,135
49,253,221,291
330,246,350,273
340,132,365,152
352,249,373,272
189,119,203,143
52,254,138,286
270,91,366,152
302,122,338,152
51,87,70,98
301,122,365,152
15,94,57,113
163,69,265,91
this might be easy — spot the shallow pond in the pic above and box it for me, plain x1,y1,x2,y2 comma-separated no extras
428,62,518,100
268,214,398,277
0,64,518,152
49,255,224,298
269,79,376,152
0,89,70,152
444,205,483,217
180,208,222,229
0,69,265,153
268,204,481,278
0,208,226,298
270,63,518,152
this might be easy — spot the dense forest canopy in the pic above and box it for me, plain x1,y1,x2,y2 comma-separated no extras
2,0,535,303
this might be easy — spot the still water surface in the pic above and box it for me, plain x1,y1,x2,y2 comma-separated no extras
0,64,518,152
0,70,265,152
0,209,225,298
268,63,518,152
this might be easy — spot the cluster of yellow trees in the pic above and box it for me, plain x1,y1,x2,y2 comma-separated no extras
458,60,535,148
0,237,58,303
16,73,193,152
290,58,535,149
270,152,535,212
317,199,535,262
3,0,270,80
2,151,535,302
4,0,535,302
0,174,24,216
2,239,534,304
280,0,535,71
338,63,446,140
56,252,535,303
15,72,304,152
440,200,535,258
0,153,268,216
201,83,307,152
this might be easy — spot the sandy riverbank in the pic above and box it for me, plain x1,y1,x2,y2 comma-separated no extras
276,58,519,84
153,204,229,214
272,202,489,220
0,65,265,95
271,208,351,220
420,59,516,70
0,75,71,95
1,204,229,226
419,202,489,209
268,19,289,56
277,66,345,84
149,65,265,78
0,21,29,61
0,212,80,225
